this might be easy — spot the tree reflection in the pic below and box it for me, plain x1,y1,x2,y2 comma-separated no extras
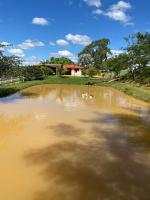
25,112,150,200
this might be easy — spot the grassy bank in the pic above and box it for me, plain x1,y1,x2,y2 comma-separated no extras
0,76,150,103
110,82,150,103
0,77,102,98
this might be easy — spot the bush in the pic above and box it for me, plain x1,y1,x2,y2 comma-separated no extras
23,66,48,81
40,66,54,76
84,67,97,78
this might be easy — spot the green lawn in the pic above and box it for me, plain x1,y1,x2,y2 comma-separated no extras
110,82,150,103
0,76,150,103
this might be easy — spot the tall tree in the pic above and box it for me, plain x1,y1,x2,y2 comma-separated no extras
79,38,111,69
124,32,150,79
0,44,22,78
78,53,94,68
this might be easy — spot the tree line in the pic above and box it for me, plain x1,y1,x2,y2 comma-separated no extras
0,32,150,83
78,32,150,83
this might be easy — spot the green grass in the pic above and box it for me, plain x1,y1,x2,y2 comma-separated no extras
0,77,103,98
110,82,150,102
0,76,150,103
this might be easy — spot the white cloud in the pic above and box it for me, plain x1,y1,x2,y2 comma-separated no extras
92,9,103,15
51,50,73,57
84,0,101,7
111,1,131,11
23,56,40,65
111,49,123,56
92,1,133,25
32,17,49,26
105,1,133,25
107,49,123,59
8,48,25,57
18,40,45,50
50,50,77,62
56,39,69,47
0,41,11,50
65,34,92,46
1,41,10,46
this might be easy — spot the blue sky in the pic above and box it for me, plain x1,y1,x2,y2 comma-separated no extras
0,0,149,64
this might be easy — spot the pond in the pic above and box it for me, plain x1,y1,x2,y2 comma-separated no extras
0,84,150,200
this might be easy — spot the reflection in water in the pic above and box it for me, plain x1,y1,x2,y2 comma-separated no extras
0,84,150,200
49,123,83,137
26,119,150,200
20,85,150,111
0,93,23,103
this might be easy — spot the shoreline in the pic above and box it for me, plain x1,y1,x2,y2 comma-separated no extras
0,77,150,103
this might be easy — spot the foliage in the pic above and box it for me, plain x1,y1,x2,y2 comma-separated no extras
41,57,75,65
83,67,97,78
40,66,54,76
57,66,69,77
78,54,94,68
79,38,111,69
105,54,129,77
41,57,75,77
0,44,22,78
1,32,150,84
124,32,150,79
23,66,50,81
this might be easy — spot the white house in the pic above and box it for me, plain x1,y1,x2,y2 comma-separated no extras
64,65,82,77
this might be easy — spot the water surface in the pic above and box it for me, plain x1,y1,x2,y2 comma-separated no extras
0,84,150,200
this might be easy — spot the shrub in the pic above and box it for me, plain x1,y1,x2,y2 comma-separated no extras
84,67,97,78
40,66,54,76
23,66,46,81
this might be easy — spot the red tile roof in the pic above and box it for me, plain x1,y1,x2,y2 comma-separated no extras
64,65,82,69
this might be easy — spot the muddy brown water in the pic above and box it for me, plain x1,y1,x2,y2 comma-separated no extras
0,84,150,200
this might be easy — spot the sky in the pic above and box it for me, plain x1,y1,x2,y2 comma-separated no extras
0,0,150,64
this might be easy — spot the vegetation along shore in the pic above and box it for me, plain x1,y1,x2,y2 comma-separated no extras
0,77,150,103
0,32,150,102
